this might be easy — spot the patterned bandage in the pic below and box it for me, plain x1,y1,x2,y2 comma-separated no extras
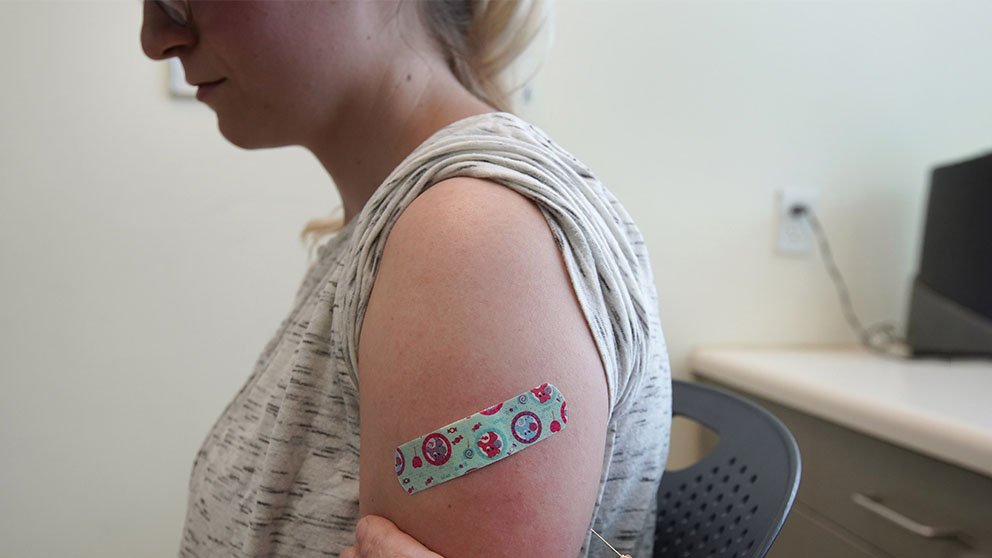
395,382,568,495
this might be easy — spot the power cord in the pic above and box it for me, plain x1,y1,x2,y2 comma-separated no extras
789,204,911,359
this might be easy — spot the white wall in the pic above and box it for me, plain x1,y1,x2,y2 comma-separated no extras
529,0,992,372
1,1,989,557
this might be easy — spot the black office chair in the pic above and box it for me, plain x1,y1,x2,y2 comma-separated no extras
652,380,801,558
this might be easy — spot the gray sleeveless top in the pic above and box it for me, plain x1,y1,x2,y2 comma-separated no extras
179,111,671,558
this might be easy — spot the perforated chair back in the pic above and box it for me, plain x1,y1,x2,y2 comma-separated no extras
652,381,801,558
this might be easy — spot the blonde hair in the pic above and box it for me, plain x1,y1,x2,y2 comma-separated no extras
300,0,550,259
423,0,548,113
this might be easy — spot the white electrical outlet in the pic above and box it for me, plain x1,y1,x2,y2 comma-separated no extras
776,188,819,256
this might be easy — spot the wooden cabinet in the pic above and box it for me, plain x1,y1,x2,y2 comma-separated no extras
698,379,992,558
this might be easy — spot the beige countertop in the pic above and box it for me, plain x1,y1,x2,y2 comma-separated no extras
690,345,992,478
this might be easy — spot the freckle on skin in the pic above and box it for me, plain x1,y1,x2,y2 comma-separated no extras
406,74,411,81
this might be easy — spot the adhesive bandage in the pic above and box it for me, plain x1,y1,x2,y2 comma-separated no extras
395,382,568,495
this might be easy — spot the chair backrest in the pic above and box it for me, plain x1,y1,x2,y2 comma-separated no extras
652,380,801,558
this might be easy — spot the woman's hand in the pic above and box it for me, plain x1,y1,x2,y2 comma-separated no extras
340,514,445,558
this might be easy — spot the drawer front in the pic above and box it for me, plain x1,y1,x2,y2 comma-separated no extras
803,409,991,558
700,379,992,557
770,503,891,558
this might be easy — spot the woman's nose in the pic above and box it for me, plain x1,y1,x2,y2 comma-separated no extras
140,1,196,60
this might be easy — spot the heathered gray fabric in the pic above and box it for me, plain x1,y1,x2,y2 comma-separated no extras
179,111,671,558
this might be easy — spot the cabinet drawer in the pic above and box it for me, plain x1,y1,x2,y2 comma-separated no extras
770,502,890,558
700,380,992,557
802,407,991,558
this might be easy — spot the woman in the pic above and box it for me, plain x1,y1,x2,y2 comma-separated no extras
141,1,671,557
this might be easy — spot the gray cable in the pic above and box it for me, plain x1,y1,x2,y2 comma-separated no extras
795,206,910,359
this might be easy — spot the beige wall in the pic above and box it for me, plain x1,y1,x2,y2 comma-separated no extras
1,1,990,556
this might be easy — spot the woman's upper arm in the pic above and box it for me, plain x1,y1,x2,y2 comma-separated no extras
357,177,610,557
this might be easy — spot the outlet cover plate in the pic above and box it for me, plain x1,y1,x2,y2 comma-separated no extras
777,188,819,256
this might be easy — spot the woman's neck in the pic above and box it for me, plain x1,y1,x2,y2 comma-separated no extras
305,57,497,226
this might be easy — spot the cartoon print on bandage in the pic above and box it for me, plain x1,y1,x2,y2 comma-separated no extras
395,382,568,495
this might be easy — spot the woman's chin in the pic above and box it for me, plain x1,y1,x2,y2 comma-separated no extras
217,120,286,150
